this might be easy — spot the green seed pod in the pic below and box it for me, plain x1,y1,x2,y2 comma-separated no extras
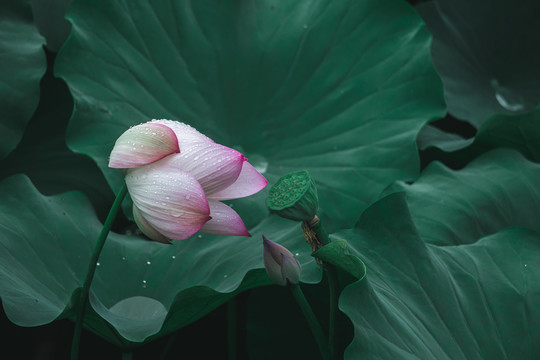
266,170,318,222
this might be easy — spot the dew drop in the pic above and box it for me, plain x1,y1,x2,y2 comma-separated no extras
96,262,100,266
197,234,203,239
223,274,228,278
295,253,300,256
172,255,176,259
491,79,525,112
146,261,151,265
249,154,268,174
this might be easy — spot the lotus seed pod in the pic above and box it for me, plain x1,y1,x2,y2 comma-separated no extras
266,170,318,222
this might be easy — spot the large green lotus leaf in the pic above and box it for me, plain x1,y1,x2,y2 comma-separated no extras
55,0,445,229
0,175,320,347
0,51,114,219
417,1,540,127
418,107,540,169
0,0,46,159
338,192,540,359
385,149,540,246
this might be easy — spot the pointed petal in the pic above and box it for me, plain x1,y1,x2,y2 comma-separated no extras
125,157,211,241
200,200,250,237
208,162,268,200
132,204,170,244
167,142,246,196
109,123,180,168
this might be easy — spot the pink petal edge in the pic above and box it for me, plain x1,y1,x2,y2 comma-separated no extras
208,162,268,200
167,143,246,196
200,200,250,237
109,123,180,168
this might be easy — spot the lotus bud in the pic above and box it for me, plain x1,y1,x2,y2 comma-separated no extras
266,170,318,222
263,235,301,286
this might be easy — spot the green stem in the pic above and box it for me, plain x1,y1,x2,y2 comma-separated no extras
312,218,339,359
121,352,133,360
227,297,238,360
71,183,128,360
290,285,332,360
326,265,339,359
159,332,178,360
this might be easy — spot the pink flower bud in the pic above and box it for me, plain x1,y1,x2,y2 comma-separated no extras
109,119,268,241
263,235,301,286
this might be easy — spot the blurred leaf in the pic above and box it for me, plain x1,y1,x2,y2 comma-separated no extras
418,1,540,127
419,107,540,168
0,0,46,159
338,191,540,359
385,149,540,246
0,50,114,219
31,0,73,52
417,123,472,152
55,0,445,230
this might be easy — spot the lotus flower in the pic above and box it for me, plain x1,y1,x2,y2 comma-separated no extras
109,119,267,243
262,235,301,286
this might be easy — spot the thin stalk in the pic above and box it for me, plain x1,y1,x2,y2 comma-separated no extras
121,352,133,360
290,285,332,360
227,297,238,360
159,332,179,360
326,265,339,359
71,183,128,360
311,218,339,359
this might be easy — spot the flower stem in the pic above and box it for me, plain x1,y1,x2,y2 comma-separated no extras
310,218,339,359
121,352,133,360
326,264,339,359
290,284,332,360
227,297,238,360
71,183,128,360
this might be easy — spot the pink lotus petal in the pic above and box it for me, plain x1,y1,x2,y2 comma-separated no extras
167,143,246,196
109,123,180,168
150,119,214,147
132,204,170,244
200,200,250,237
125,157,211,241
208,162,268,200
